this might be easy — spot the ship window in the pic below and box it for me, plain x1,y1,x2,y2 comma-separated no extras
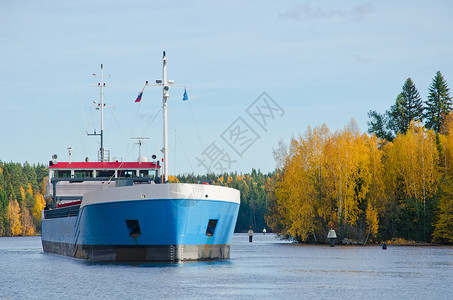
139,170,153,178
54,170,71,178
126,220,141,237
74,170,92,178
118,170,136,178
96,170,115,178
205,219,218,236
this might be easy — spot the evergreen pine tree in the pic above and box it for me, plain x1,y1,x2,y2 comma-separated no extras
367,110,394,141
399,78,423,132
387,94,406,136
424,71,452,132
367,78,423,141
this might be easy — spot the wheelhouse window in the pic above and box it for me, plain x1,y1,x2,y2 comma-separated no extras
54,170,71,178
118,170,136,178
74,170,93,178
139,170,154,178
96,170,115,178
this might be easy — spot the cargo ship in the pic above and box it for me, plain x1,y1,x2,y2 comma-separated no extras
41,52,240,262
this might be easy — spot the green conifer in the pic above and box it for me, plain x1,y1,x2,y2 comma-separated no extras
424,71,452,132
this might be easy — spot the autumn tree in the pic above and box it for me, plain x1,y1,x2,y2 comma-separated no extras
21,207,35,236
364,135,385,242
432,177,453,244
32,193,46,229
273,129,318,242
382,122,439,240
6,198,22,236
433,114,453,243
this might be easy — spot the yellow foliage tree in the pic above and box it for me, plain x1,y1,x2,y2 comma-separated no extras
40,177,48,196
433,115,453,243
21,207,35,236
32,193,46,225
20,186,26,202
439,115,453,177
322,121,371,226
364,134,386,239
275,135,316,241
27,183,33,196
432,177,453,243
386,122,439,209
167,175,179,183
6,199,23,236
366,135,386,207
365,201,379,242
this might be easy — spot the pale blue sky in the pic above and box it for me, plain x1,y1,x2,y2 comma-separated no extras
1,1,453,174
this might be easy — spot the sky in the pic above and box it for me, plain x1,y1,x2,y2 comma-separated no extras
1,0,453,175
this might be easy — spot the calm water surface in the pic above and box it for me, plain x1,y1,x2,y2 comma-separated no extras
0,234,452,299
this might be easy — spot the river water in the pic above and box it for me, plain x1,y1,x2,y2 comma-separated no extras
0,234,452,299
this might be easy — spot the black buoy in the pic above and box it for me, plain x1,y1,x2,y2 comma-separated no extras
382,243,387,250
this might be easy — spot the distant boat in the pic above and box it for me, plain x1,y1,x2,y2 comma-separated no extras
41,52,240,262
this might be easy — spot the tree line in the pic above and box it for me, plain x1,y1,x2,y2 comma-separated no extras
266,71,453,244
0,162,48,236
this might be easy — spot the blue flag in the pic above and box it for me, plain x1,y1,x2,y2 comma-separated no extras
182,88,188,101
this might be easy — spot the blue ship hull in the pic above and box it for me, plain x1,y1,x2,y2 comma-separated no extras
42,188,240,261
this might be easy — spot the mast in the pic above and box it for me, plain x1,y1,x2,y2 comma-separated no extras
100,64,105,162
162,51,169,183
146,51,184,182
89,64,110,162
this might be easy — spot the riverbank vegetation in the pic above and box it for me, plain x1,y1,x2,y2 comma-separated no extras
0,162,47,236
266,71,453,244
